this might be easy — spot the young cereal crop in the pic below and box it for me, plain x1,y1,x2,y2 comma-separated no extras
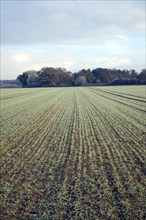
0,86,145,220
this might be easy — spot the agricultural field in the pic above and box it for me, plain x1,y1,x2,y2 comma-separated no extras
0,86,146,220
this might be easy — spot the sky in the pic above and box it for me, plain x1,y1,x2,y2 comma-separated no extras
1,0,145,79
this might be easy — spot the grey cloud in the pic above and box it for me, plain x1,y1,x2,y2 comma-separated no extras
1,0,145,45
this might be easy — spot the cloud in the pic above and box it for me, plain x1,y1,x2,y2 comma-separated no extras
1,46,137,79
1,0,145,45
72,57,132,72
1,48,75,79
1,1,145,79
115,35,129,41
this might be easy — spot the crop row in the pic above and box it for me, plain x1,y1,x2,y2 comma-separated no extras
0,86,145,219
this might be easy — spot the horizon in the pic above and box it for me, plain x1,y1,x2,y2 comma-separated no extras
1,0,145,80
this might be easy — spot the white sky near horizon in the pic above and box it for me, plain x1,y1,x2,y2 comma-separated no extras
1,0,145,80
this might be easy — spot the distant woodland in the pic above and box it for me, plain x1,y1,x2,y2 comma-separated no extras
1,67,146,88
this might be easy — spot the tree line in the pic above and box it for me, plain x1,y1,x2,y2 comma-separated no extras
16,67,146,87
0,80,22,88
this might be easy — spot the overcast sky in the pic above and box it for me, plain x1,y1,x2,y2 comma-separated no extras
1,0,145,79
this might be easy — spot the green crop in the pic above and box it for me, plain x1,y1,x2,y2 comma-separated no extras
0,86,145,219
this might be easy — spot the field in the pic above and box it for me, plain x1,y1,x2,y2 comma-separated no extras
0,86,145,220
